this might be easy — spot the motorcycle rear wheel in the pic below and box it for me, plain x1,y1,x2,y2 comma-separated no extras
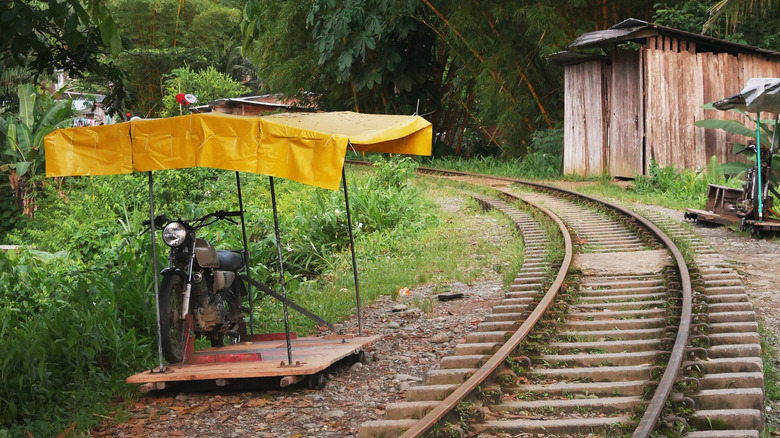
159,275,187,363
209,280,244,348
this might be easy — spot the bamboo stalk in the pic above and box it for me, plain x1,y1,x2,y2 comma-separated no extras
173,0,186,48
472,0,554,128
458,98,505,153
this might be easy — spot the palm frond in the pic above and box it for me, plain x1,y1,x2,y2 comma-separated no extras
704,0,778,32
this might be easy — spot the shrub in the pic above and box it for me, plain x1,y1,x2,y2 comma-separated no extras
0,243,156,435
159,66,249,118
631,157,736,208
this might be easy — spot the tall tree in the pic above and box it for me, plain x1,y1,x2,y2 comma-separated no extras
654,1,780,51
107,0,244,116
1,0,129,115
242,0,668,157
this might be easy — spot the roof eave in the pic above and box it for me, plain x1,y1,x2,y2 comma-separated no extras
569,19,780,57
547,51,609,66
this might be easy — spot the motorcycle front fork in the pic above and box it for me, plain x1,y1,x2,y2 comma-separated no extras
178,236,198,320
181,283,193,319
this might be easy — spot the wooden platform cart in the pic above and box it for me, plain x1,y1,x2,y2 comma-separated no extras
690,78,780,236
127,332,382,391
684,184,743,226
44,111,432,389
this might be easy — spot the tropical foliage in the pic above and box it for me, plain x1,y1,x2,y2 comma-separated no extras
159,66,249,117
241,0,662,158
5,1,780,435
0,84,73,216
106,0,245,117
695,107,780,179
1,0,129,114
655,0,780,50
704,0,780,32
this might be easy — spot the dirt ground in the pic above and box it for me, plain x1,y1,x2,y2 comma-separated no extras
92,193,780,437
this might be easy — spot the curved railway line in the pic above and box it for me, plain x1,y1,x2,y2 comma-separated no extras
351,164,765,438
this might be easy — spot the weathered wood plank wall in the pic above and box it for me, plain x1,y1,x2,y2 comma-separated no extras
564,61,606,175
644,35,780,173
608,49,643,178
564,35,780,177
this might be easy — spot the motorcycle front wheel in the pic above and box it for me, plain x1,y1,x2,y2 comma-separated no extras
159,275,187,363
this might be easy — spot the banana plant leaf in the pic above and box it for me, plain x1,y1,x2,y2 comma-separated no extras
695,118,771,145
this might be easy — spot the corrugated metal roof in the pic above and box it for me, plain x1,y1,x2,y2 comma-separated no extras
569,19,780,57
713,78,780,113
547,51,608,66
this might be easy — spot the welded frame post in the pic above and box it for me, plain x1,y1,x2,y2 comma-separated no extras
148,172,165,373
757,112,764,221
341,166,363,336
774,115,779,154
269,176,293,365
235,171,254,335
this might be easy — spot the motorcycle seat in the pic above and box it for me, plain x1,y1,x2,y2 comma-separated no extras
217,250,244,271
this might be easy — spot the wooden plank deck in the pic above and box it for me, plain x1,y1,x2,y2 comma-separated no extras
126,335,381,384
684,208,740,226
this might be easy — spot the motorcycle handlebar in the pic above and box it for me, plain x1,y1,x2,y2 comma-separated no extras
215,210,242,218
142,214,169,227
736,143,757,155
140,211,241,231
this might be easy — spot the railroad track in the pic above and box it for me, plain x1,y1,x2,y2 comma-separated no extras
352,163,764,438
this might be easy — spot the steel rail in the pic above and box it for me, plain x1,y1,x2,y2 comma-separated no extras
346,160,692,436
495,180,691,437
417,165,692,437
398,189,574,438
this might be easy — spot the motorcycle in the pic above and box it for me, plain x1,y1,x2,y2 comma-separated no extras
142,210,249,363
734,141,780,229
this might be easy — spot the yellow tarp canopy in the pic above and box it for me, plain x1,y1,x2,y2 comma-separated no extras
44,111,432,190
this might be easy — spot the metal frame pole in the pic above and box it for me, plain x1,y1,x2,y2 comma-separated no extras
236,171,253,335
757,112,764,221
269,176,293,365
148,172,165,372
341,166,363,336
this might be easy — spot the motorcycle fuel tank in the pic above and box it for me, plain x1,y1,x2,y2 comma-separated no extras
194,238,219,268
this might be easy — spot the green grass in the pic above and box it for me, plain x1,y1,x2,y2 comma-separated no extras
572,180,696,211
566,160,743,212
268,182,525,334
762,327,780,401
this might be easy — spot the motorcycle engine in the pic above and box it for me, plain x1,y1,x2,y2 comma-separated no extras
195,298,225,332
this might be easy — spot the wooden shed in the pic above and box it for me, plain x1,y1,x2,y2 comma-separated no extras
550,19,780,178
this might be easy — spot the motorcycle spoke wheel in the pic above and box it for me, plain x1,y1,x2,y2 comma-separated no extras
159,275,187,364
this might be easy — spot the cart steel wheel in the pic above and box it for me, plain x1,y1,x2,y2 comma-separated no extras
307,373,327,390
159,275,187,363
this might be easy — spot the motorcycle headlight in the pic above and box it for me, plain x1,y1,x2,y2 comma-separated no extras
162,222,187,247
